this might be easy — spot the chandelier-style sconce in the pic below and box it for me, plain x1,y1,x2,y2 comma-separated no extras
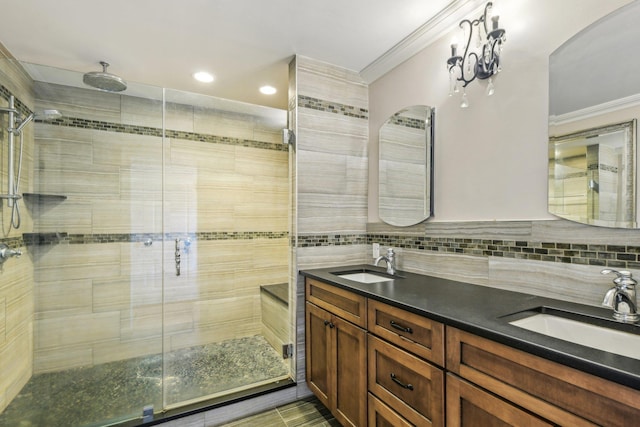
446,2,506,108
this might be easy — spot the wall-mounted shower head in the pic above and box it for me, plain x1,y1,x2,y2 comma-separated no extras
36,109,62,121
83,61,127,92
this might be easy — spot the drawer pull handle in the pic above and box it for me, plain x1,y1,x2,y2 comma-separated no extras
390,373,414,390
390,320,413,334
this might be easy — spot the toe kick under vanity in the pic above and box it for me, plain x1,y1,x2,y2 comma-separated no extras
301,265,640,427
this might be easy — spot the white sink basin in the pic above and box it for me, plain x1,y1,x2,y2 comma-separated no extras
510,313,640,359
336,272,394,284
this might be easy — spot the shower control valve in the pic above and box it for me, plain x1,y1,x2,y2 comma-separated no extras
0,243,22,265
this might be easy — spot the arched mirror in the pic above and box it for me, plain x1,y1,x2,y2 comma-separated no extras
549,1,640,228
379,105,434,226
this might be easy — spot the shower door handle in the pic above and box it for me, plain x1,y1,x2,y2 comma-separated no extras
175,238,181,276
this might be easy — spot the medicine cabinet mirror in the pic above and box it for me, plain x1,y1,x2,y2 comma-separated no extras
379,105,434,227
549,1,640,228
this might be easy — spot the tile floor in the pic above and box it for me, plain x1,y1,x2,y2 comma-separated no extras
218,397,339,427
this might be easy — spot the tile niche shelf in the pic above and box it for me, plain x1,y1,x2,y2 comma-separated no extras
22,193,68,245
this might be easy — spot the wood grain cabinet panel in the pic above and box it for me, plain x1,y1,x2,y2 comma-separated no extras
306,278,367,328
305,279,367,427
368,299,444,366
446,326,640,427
368,334,444,426
368,393,413,427
446,374,553,427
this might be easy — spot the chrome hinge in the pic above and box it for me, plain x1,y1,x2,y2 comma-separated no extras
282,343,294,359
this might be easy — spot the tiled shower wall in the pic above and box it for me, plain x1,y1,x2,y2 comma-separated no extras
29,82,289,373
290,56,370,388
0,55,35,414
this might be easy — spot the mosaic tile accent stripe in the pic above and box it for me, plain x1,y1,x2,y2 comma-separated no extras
34,117,287,152
298,95,368,120
6,231,288,247
296,233,640,270
296,234,368,247
165,129,288,151
389,115,426,130
0,83,32,117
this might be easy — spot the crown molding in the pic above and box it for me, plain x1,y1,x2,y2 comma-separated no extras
360,0,488,84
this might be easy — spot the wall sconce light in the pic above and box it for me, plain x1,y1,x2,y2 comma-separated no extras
446,2,506,108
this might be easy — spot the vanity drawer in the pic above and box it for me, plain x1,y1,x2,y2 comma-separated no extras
368,334,444,426
446,326,640,426
305,278,367,328
368,299,444,366
368,393,413,427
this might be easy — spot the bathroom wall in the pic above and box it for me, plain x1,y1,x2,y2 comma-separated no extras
29,81,289,373
290,55,369,388
367,0,640,307
0,53,35,414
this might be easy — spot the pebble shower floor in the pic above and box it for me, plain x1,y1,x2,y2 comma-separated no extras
0,335,289,427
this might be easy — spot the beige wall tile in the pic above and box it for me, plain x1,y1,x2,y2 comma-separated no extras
92,336,162,366
35,279,92,316
34,82,121,123
35,311,121,350
34,345,93,373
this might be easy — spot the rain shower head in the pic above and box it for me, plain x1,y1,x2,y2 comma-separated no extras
83,61,127,92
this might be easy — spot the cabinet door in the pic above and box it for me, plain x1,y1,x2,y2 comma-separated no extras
446,374,553,427
306,302,332,408
334,315,367,427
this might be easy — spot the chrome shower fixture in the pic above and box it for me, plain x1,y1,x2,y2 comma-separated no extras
83,61,127,92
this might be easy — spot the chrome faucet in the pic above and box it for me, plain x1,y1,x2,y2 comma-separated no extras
375,248,397,275
601,269,639,323
0,243,22,265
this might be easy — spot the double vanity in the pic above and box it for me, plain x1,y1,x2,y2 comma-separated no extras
301,265,640,426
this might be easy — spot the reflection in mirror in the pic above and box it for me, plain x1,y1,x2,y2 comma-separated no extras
549,121,636,228
549,0,640,228
379,105,434,226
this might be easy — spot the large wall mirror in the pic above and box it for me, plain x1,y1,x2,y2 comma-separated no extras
549,0,640,228
379,105,434,226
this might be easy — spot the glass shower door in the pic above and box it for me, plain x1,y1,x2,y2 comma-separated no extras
0,63,167,427
161,88,292,408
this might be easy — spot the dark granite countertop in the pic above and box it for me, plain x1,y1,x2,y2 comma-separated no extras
300,264,640,391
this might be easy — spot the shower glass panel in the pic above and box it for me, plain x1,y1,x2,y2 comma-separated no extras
161,88,291,409
0,64,166,427
0,60,291,427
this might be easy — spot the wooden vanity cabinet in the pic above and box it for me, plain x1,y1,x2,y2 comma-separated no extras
447,326,640,427
305,279,367,427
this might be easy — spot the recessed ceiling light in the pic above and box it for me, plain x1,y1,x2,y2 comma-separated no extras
193,71,214,83
259,85,277,95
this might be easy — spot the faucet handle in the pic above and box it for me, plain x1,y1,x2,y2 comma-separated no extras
601,269,637,286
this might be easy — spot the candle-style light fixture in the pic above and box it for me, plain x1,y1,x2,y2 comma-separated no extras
446,2,506,108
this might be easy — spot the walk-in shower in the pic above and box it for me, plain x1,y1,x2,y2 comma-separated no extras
0,61,292,427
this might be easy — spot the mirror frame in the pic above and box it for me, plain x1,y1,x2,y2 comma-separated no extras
378,105,434,227
549,120,636,228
